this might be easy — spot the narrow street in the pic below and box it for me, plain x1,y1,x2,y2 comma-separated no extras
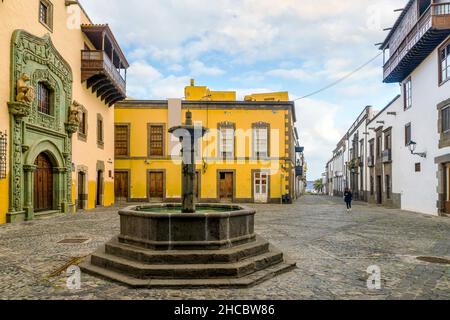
0,196,449,299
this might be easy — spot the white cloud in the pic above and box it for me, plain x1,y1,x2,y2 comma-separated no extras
126,60,190,99
189,60,225,76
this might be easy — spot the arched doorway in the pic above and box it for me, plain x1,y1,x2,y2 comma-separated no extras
34,153,53,212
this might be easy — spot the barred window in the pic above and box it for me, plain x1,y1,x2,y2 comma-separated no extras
0,132,6,180
115,125,129,157
37,82,52,115
97,115,104,145
39,0,53,30
149,125,164,157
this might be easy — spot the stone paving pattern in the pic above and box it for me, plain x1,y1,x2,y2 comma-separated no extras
0,196,449,300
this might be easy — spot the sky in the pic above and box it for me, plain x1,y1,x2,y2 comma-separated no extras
80,0,406,180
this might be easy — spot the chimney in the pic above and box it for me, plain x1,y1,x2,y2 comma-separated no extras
190,79,195,86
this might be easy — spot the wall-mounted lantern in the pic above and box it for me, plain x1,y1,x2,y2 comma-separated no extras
408,141,427,158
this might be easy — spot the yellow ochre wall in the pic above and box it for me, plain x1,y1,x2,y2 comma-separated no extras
0,0,116,223
115,105,293,202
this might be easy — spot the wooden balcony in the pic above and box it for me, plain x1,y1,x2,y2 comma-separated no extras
81,24,129,106
81,50,126,106
383,2,450,83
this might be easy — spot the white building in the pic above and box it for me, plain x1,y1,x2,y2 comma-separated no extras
379,0,450,215
326,0,450,216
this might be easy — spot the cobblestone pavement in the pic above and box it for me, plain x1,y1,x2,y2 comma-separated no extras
0,196,449,300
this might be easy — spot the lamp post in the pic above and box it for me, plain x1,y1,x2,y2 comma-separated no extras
408,141,427,158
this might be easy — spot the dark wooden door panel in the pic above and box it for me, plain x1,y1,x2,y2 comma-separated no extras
149,172,164,199
219,172,233,201
115,172,129,201
34,153,53,212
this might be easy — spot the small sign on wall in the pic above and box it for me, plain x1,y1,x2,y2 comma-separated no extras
415,163,421,172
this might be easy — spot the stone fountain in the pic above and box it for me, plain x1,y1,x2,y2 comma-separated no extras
80,111,295,288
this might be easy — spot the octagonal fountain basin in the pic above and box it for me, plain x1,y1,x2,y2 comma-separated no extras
118,204,256,250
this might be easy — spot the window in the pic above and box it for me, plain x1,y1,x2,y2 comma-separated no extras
253,124,268,158
415,163,421,172
97,114,104,148
219,124,235,159
385,133,391,150
148,124,164,157
440,42,450,84
405,123,412,146
442,106,450,133
115,124,129,157
37,82,52,115
376,136,382,159
403,78,412,110
39,0,53,31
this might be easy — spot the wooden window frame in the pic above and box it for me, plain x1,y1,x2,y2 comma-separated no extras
77,106,88,142
438,37,450,86
217,122,236,160
437,98,450,149
252,122,270,159
147,123,166,158
114,123,130,158
37,82,53,115
38,0,53,32
403,77,412,110
97,114,104,149
405,123,412,146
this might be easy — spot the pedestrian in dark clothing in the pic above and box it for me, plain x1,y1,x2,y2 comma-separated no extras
344,188,353,212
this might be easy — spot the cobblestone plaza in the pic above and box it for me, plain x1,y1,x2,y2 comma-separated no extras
0,196,449,300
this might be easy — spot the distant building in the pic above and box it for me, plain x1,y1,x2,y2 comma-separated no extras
114,81,302,204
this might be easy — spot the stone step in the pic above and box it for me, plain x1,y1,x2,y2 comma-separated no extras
105,236,270,265
80,257,296,289
89,246,284,279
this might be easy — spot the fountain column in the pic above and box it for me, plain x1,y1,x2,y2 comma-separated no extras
169,110,208,213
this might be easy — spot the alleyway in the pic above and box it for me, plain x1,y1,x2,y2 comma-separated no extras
0,196,449,299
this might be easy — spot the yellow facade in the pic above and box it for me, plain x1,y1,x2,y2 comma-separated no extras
115,83,298,204
184,80,236,101
0,0,125,223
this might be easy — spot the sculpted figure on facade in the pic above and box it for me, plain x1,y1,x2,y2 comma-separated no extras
68,100,82,125
16,74,35,104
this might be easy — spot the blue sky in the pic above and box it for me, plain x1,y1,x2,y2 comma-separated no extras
80,0,406,179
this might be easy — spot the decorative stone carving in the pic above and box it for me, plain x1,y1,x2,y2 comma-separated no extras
15,73,35,104
7,30,74,220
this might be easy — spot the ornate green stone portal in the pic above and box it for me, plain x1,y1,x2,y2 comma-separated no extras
7,30,77,223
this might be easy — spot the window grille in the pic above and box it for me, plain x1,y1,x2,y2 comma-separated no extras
0,131,7,179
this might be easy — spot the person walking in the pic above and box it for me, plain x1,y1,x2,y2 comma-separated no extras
344,188,353,212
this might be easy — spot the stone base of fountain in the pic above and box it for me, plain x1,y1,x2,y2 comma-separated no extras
80,204,296,288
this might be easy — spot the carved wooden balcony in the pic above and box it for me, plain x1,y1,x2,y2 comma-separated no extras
81,24,129,106
383,2,450,83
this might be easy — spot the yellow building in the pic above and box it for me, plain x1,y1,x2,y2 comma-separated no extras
114,82,299,204
0,0,128,223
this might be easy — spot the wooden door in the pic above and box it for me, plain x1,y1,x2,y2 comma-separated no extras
149,172,164,200
254,172,268,203
377,175,382,204
77,172,85,210
34,153,53,212
219,172,233,202
96,170,103,206
115,171,129,203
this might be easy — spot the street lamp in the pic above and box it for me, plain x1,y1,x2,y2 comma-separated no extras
408,141,427,158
